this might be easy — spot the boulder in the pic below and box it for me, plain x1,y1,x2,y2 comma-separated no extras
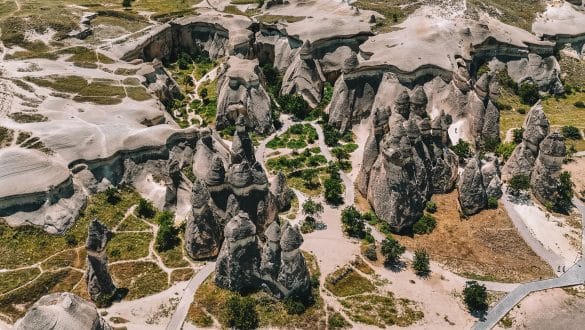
16,293,111,330
458,157,487,216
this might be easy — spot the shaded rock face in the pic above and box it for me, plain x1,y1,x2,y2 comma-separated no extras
507,54,565,95
502,102,550,180
531,132,567,208
16,293,111,330
281,40,325,107
458,155,502,216
185,119,289,260
86,219,116,304
216,57,273,135
358,83,459,231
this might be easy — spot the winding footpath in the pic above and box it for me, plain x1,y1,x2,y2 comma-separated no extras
473,198,585,330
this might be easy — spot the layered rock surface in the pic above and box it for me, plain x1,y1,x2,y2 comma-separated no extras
16,293,111,330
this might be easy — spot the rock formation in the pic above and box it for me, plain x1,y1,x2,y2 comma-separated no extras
358,85,458,231
502,102,550,180
270,171,294,212
216,57,273,135
86,219,116,305
458,154,503,216
275,223,311,297
281,40,325,107
16,293,111,330
531,132,567,208
184,178,222,259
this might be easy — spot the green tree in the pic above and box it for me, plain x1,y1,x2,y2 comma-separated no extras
463,281,488,314
412,214,437,235
332,147,350,162
553,171,574,214
512,128,524,144
425,201,437,213
136,198,155,218
508,174,530,195
122,0,132,8
302,198,324,218
341,206,365,238
496,142,516,160
412,249,430,276
155,211,179,252
225,296,259,330
518,82,540,105
450,140,472,159
105,187,121,205
381,236,405,266
561,126,582,140
278,94,309,119
324,177,343,205
323,124,341,147
363,244,377,261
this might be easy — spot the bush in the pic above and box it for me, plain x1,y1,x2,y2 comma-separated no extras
302,199,323,218
518,82,540,105
64,233,78,247
328,312,350,329
553,171,574,214
261,64,282,96
574,101,585,108
496,142,517,160
323,124,341,147
300,216,316,234
508,174,530,194
483,136,500,152
155,211,179,252
362,211,379,225
284,297,306,315
412,214,437,235
341,206,365,238
412,249,430,276
363,244,377,261
136,198,156,218
451,140,472,159
278,94,309,119
463,281,488,314
177,52,191,70
561,126,582,140
105,187,121,205
512,128,524,144
381,236,405,266
122,0,132,7
225,296,259,330
324,170,343,206
425,201,437,213
487,197,499,209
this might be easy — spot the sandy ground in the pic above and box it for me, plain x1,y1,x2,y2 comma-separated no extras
505,194,581,267
563,155,585,200
493,286,585,330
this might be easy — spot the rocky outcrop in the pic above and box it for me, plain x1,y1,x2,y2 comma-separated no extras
215,211,261,292
531,132,567,208
16,293,111,330
458,155,503,216
281,40,325,107
507,54,565,95
270,171,293,212
184,178,222,259
502,102,550,180
358,83,458,231
86,219,116,305
276,224,311,297
216,57,273,135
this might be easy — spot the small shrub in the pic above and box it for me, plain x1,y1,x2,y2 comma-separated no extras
341,206,365,238
363,244,377,261
425,201,437,213
512,128,524,144
155,211,179,252
508,175,530,194
225,296,258,330
284,297,306,315
451,140,472,159
136,198,156,218
496,142,517,160
516,108,526,115
64,233,78,247
412,214,437,235
553,171,574,214
518,82,540,105
412,249,430,276
487,197,499,209
561,126,582,140
463,281,488,314
574,101,585,108
381,236,405,266
105,187,121,205
328,312,350,329
122,0,132,7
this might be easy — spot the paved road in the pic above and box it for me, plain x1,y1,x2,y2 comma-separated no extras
473,198,585,330
165,262,215,330
501,192,565,271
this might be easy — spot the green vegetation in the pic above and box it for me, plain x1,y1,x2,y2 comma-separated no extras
0,268,41,294
323,123,341,147
266,148,327,174
325,267,375,297
107,232,151,262
110,261,168,300
487,196,499,209
188,305,214,327
301,198,324,234
412,214,437,235
126,87,152,101
381,236,405,266
463,281,488,315
425,201,437,213
267,124,317,149
324,162,344,205
508,174,530,195
496,142,517,160
467,0,545,31
451,140,472,159
518,82,540,105
0,126,15,148
551,171,574,214
412,249,430,276
8,112,48,123
277,94,310,119
117,215,150,231
191,78,218,126
58,46,115,67
340,293,424,327
355,0,415,32
136,198,156,219
328,312,350,329
155,211,180,252
171,268,194,283
341,206,366,239
561,125,582,140
225,296,259,330
41,248,85,271
256,15,305,24
158,241,189,268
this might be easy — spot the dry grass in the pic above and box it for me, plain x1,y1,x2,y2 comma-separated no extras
340,293,424,328
109,261,168,300
41,248,86,271
325,266,376,297
0,267,41,295
171,268,194,283
393,191,554,283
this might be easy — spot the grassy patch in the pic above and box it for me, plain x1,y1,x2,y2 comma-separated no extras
467,0,545,31
171,268,194,283
355,0,415,32
0,267,41,295
325,266,375,297
110,261,168,300
58,46,115,67
256,15,305,24
117,215,150,232
340,294,424,327
115,68,139,76
126,86,152,101
107,232,151,262
0,268,83,322
187,304,214,327
8,112,48,123
0,126,14,148
266,124,317,150
41,248,86,271
158,241,189,268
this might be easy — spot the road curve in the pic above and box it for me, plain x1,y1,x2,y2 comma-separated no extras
165,262,215,330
